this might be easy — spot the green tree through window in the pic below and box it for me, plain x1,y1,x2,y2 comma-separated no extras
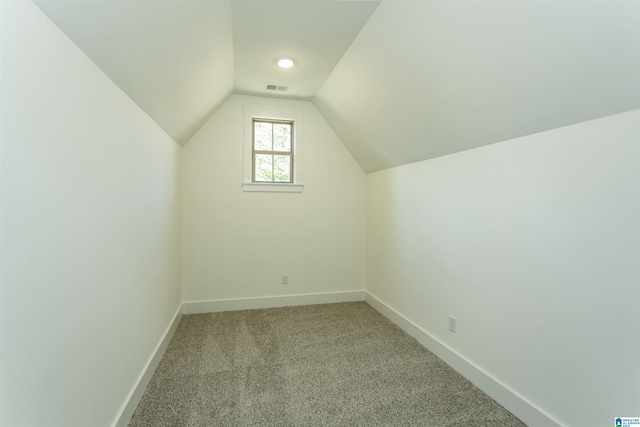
252,119,293,183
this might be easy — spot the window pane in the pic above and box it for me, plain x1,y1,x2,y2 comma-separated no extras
254,122,272,151
273,155,291,182
254,154,273,182
273,123,291,152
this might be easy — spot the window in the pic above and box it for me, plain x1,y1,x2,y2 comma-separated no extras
252,119,293,183
243,104,303,192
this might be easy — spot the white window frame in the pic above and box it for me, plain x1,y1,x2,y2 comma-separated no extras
252,118,294,183
243,104,303,193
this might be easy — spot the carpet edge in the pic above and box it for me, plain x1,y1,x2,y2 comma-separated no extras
112,304,184,427
364,291,564,427
182,290,366,314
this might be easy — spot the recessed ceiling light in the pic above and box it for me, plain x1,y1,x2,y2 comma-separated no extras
277,58,294,69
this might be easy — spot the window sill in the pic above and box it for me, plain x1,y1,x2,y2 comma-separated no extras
242,182,304,193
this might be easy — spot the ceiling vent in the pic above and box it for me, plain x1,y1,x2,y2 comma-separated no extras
265,83,288,92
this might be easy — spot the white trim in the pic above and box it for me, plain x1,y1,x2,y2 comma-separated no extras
241,182,304,193
364,291,563,427
112,305,183,427
112,293,557,426
243,104,303,191
183,291,365,314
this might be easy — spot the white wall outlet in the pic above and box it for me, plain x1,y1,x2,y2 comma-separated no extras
449,315,457,333
282,274,289,285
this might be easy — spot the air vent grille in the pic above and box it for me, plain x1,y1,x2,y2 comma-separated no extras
265,83,288,92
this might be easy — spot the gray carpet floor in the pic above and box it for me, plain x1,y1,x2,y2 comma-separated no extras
129,302,526,426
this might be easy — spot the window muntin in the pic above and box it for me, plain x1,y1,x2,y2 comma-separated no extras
252,119,293,183
242,104,303,193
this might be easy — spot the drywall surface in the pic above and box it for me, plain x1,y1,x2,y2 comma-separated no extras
366,110,640,426
34,0,235,146
0,3,182,426
182,95,366,302
314,1,640,173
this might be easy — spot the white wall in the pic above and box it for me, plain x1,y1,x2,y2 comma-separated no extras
367,110,640,426
182,95,366,303
2,3,636,426
0,2,182,426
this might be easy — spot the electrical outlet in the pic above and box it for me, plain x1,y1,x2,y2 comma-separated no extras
449,315,457,333
282,274,289,285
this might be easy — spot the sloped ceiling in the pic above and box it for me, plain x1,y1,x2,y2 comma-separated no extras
34,0,380,145
34,0,235,145
315,1,640,172
34,1,639,172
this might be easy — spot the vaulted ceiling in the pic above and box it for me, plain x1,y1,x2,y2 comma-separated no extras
35,0,640,173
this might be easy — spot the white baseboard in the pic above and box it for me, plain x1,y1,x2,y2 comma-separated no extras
364,291,563,427
183,290,365,314
112,304,183,427
113,292,555,426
